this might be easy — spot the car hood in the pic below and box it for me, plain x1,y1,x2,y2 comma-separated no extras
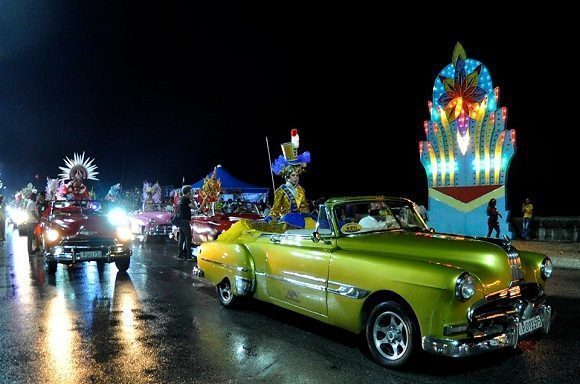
336,231,515,295
131,211,171,223
50,214,117,237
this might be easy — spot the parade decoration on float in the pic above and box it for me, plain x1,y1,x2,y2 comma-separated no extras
419,42,515,237
45,178,63,201
142,181,162,210
58,152,99,200
198,167,222,213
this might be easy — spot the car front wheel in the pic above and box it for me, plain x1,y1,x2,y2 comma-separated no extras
365,301,418,369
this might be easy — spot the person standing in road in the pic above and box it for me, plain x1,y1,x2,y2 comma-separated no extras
177,185,195,259
486,198,502,238
25,192,39,254
521,198,534,240
0,195,6,244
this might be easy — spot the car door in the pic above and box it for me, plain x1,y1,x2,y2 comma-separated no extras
263,231,336,317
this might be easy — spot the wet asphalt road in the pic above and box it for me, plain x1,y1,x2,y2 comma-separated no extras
1,230,580,384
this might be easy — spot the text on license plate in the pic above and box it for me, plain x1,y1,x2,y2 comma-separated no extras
78,251,102,259
518,315,543,336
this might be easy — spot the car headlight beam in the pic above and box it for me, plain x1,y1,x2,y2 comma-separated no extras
46,229,60,242
455,272,475,301
116,226,134,242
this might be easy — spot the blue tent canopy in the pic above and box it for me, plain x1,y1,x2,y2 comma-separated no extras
191,165,269,194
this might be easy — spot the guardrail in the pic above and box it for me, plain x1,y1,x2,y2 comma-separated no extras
510,217,580,242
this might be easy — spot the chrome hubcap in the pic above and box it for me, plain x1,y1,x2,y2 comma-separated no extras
373,311,408,360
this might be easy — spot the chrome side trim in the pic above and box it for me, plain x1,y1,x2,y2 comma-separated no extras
327,280,370,299
234,276,255,296
265,273,326,292
257,272,369,299
200,258,249,273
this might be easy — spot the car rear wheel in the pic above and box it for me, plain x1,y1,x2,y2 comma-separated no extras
217,278,239,308
46,260,57,275
115,258,130,272
365,301,417,369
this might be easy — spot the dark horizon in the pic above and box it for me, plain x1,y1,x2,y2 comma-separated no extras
1,3,577,216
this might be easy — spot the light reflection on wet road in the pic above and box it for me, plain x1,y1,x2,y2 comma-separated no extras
1,228,580,384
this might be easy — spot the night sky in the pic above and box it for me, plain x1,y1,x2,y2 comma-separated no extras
1,3,577,215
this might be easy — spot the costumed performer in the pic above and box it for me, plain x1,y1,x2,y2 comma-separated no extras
58,152,99,200
269,129,315,229
198,167,221,213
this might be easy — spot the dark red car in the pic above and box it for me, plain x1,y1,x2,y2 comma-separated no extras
36,200,133,274
172,201,263,246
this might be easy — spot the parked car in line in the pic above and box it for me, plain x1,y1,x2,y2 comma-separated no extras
172,201,262,246
197,196,553,369
128,203,174,242
36,200,133,274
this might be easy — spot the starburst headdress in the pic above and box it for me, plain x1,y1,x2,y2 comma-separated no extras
58,152,99,181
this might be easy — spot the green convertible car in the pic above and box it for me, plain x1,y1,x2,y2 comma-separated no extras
196,196,553,369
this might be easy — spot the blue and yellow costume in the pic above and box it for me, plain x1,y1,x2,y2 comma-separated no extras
269,130,315,229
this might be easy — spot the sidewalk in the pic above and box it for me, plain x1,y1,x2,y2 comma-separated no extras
512,240,580,270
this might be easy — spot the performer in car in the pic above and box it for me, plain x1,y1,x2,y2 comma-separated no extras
269,129,314,228
58,152,99,200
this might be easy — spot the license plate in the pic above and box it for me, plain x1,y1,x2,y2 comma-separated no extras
518,315,543,336
78,251,102,259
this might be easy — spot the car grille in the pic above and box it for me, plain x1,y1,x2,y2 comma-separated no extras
61,238,117,248
507,248,524,281
149,224,172,236
467,283,546,335
476,237,523,282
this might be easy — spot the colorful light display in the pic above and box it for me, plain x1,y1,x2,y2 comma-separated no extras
420,43,515,237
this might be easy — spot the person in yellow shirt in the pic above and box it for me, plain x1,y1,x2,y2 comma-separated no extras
269,129,313,228
522,198,534,240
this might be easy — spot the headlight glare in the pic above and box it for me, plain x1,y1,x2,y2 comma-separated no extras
541,257,553,280
46,229,60,242
116,226,133,241
108,208,128,226
455,273,475,301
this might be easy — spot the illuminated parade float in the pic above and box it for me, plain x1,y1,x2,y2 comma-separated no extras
419,43,515,237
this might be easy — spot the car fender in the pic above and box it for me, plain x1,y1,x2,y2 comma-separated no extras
198,241,255,296
327,251,481,337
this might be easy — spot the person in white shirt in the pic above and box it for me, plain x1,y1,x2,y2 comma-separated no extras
25,192,39,254
358,202,397,230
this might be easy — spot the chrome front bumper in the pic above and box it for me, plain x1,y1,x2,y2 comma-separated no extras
46,244,132,263
422,304,552,357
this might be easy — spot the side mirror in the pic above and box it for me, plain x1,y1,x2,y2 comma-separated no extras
311,231,321,243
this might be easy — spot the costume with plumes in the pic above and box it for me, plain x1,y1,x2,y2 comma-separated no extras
58,152,99,200
19,183,38,200
46,178,64,201
142,181,162,210
269,129,314,228
106,183,122,202
198,168,221,213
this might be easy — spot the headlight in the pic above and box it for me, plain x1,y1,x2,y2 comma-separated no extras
455,273,475,301
46,229,60,242
541,257,553,280
116,226,134,242
11,209,28,225
108,208,128,226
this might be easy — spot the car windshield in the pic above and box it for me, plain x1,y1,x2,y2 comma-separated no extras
213,201,258,215
142,202,174,212
333,199,428,235
51,200,104,215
